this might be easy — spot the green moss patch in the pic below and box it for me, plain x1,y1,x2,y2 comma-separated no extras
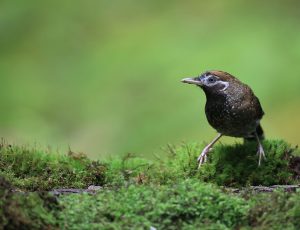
0,177,60,229
151,139,300,187
0,142,106,191
198,139,299,186
58,179,249,230
0,139,299,229
1,175,300,230
1,139,298,190
106,139,299,187
247,190,300,229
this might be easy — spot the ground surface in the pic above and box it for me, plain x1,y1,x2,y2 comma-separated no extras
1,139,300,229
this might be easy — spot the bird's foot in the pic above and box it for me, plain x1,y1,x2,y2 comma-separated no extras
257,144,266,166
197,133,223,169
197,147,213,169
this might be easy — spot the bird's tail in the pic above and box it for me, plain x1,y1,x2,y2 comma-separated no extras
244,124,264,142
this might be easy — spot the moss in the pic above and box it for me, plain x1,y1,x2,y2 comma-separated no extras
108,139,299,187
0,176,60,230
100,140,300,188
2,139,297,190
0,140,299,229
2,175,300,230
149,139,300,187
247,190,300,229
57,180,300,229
58,179,249,229
105,152,153,187
198,139,299,186
0,143,107,191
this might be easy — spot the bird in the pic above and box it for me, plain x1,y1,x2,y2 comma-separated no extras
181,70,265,168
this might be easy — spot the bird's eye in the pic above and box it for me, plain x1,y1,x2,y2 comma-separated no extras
208,77,216,83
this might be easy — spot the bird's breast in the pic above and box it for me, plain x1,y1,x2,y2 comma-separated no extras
204,96,258,137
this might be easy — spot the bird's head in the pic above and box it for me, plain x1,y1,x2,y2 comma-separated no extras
181,70,238,94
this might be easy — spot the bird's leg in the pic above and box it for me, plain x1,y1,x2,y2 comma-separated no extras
198,133,223,169
255,132,266,166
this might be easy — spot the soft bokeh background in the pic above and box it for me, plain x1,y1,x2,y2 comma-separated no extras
1,0,300,158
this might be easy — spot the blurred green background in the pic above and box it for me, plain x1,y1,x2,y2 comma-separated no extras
1,0,300,158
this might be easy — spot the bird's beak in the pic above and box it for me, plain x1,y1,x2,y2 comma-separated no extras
181,77,203,86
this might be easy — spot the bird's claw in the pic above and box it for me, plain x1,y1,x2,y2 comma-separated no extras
197,147,213,169
257,144,266,166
